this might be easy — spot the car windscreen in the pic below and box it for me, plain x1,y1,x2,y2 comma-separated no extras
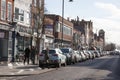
41,50,56,54
60,49,69,53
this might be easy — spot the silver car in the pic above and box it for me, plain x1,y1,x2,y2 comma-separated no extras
39,48,66,68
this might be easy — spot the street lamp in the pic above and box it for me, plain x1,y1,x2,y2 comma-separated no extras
10,12,23,62
9,22,17,62
61,0,73,47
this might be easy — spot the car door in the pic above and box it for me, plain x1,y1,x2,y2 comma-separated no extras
57,49,66,64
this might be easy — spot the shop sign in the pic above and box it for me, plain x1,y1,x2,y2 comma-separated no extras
45,25,53,35
0,24,10,30
18,25,32,34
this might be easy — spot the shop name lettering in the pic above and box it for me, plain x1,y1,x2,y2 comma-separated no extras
19,27,32,34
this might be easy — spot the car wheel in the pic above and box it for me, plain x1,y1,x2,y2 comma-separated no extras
63,61,67,67
39,60,42,67
72,59,75,64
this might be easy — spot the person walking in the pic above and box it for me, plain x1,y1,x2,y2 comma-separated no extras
44,47,50,68
30,46,36,65
24,47,30,65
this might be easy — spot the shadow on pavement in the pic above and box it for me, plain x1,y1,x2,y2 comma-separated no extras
16,65,39,69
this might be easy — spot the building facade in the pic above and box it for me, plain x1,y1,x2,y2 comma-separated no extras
97,29,105,51
45,14,73,48
73,29,81,50
12,0,32,62
71,18,94,50
43,17,54,49
0,0,14,62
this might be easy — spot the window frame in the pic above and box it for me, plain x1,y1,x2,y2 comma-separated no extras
15,7,19,20
1,0,6,20
7,2,12,21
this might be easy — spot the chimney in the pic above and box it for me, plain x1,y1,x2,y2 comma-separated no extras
77,16,79,21
67,17,70,21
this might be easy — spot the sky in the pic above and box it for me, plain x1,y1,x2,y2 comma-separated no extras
45,0,120,45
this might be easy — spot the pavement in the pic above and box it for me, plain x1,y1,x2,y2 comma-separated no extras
0,62,54,77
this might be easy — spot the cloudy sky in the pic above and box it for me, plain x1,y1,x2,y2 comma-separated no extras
45,0,120,45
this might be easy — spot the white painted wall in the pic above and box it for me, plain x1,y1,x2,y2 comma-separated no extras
14,0,32,27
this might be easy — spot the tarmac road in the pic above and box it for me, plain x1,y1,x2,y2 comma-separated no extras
17,55,120,80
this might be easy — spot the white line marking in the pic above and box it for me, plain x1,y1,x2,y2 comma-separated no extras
17,69,24,74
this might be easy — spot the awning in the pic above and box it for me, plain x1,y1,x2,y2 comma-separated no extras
16,32,31,37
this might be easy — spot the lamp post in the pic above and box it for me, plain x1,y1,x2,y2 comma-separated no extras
61,0,73,47
10,22,17,62
10,12,23,62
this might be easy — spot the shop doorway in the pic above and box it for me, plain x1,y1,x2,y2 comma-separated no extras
0,38,8,61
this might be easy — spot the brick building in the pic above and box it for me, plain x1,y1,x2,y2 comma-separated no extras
0,0,14,62
43,16,54,49
71,18,94,49
45,14,73,48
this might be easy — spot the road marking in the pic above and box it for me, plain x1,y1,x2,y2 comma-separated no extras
17,69,24,74
29,68,34,71
11,73,15,75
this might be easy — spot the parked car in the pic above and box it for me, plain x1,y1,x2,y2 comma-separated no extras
73,50,81,62
78,51,86,61
39,48,67,68
83,50,90,60
60,48,76,64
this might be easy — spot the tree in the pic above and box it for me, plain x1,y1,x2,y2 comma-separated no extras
104,43,116,51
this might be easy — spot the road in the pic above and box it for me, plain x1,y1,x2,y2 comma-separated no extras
2,55,120,80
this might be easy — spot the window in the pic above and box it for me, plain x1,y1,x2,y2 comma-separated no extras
19,9,24,21
34,0,37,6
15,8,24,22
63,25,72,36
15,7,19,20
7,2,12,21
1,0,6,20
26,12,30,24
56,22,61,32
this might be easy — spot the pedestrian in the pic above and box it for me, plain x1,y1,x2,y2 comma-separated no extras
30,46,36,64
44,47,49,68
24,46,30,65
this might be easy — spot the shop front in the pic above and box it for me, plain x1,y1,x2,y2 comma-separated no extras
0,30,9,61
14,25,32,61
0,23,11,62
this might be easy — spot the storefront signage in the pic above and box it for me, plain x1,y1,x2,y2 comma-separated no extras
45,25,53,35
0,24,10,30
18,25,32,34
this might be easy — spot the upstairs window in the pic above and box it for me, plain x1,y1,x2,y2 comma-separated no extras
19,9,24,22
14,8,24,22
7,2,12,21
56,22,61,32
26,12,30,24
15,7,19,20
1,0,6,20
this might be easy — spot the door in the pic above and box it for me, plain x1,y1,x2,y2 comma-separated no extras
0,38,8,61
